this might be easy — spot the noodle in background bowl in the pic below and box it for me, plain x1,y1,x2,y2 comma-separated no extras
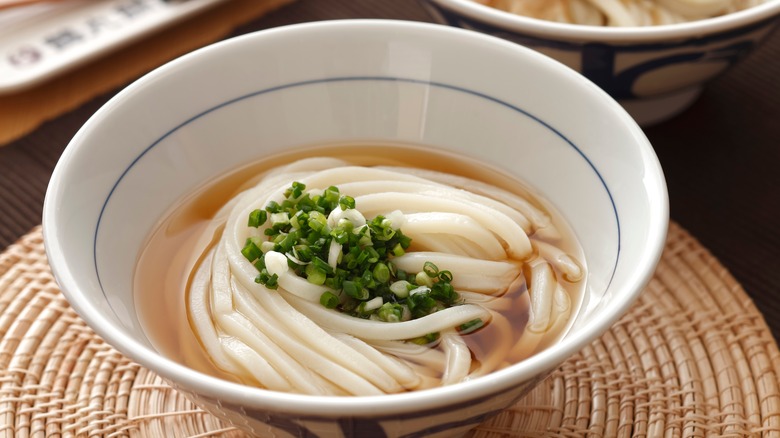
421,0,780,126
43,20,668,437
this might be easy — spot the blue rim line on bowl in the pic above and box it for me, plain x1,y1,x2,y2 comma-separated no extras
92,75,622,323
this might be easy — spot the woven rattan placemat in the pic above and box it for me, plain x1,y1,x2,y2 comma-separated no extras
0,222,778,437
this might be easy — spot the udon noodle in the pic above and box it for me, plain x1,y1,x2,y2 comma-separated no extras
478,0,766,26
186,156,585,396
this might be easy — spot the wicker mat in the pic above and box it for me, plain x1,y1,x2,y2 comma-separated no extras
0,223,778,437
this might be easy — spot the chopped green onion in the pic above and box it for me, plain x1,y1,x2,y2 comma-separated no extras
415,271,434,288
359,297,383,313
293,245,313,262
407,290,436,318
331,228,349,244
253,257,266,272
357,227,373,247
286,181,306,199
305,263,327,285
290,211,306,230
265,200,281,213
409,286,431,296
431,281,458,304
320,291,339,309
409,332,440,345
270,212,290,226
377,302,404,322
339,195,356,210
260,241,275,253
458,318,484,334
308,211,328,232
323,186,340,205
241,240,262,262
372,263,390,283
438,270,453,282
311,256,334,274
389,280,411,298
277,230,299,253
244,181,463,324
423,261,439,277
343,280,368,300
255,270,279,289
248,209,268,228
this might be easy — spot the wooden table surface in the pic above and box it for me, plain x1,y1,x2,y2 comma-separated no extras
1,0,778,345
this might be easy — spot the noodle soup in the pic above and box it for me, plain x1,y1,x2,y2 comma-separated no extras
135,143,587,395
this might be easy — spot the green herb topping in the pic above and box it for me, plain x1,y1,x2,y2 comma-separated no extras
240,182,463,328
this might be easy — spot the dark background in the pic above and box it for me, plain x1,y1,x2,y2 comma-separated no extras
1,0,778,340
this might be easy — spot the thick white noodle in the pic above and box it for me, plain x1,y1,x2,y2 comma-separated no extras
188,249,246,377
336,180,533,232
231,278,405,395
331,333,421,389
353,193,532,258
219,337,291,392
440,332,472,385
534,240,584,282
217,313,326,394
527,261,556,333
402,212,507,260
408,234,477,258
392,252,521,294
372,340,448,370
376,166,551,231
211,248,341,394
284,291,492,341
458,291,514,311
188,158,584,395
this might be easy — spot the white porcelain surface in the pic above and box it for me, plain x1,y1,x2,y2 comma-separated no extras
43,20,668,437
423,0,780,126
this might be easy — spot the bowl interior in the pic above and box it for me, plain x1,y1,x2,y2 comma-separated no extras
43,20,667,411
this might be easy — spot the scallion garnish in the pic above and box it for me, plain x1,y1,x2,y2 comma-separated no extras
320,291,339,309
457,318,484,335
339,195,356,210
248,209,268,228
241,239,262,262
423,261,438,277
245,181,463,333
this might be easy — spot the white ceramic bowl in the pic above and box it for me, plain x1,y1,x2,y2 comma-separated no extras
43,20,668,437
421,0,780,126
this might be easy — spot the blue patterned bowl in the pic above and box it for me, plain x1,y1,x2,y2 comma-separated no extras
421,0,780,125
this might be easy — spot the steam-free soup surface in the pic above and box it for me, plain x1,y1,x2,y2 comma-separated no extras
134,143,586,392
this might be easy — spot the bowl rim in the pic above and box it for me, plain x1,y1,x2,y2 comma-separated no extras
426,0,780,42
43,18,669,417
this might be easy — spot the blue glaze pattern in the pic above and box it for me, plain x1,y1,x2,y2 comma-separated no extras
421,1,779,99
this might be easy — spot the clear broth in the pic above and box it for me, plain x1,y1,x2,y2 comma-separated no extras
134,143,586,386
